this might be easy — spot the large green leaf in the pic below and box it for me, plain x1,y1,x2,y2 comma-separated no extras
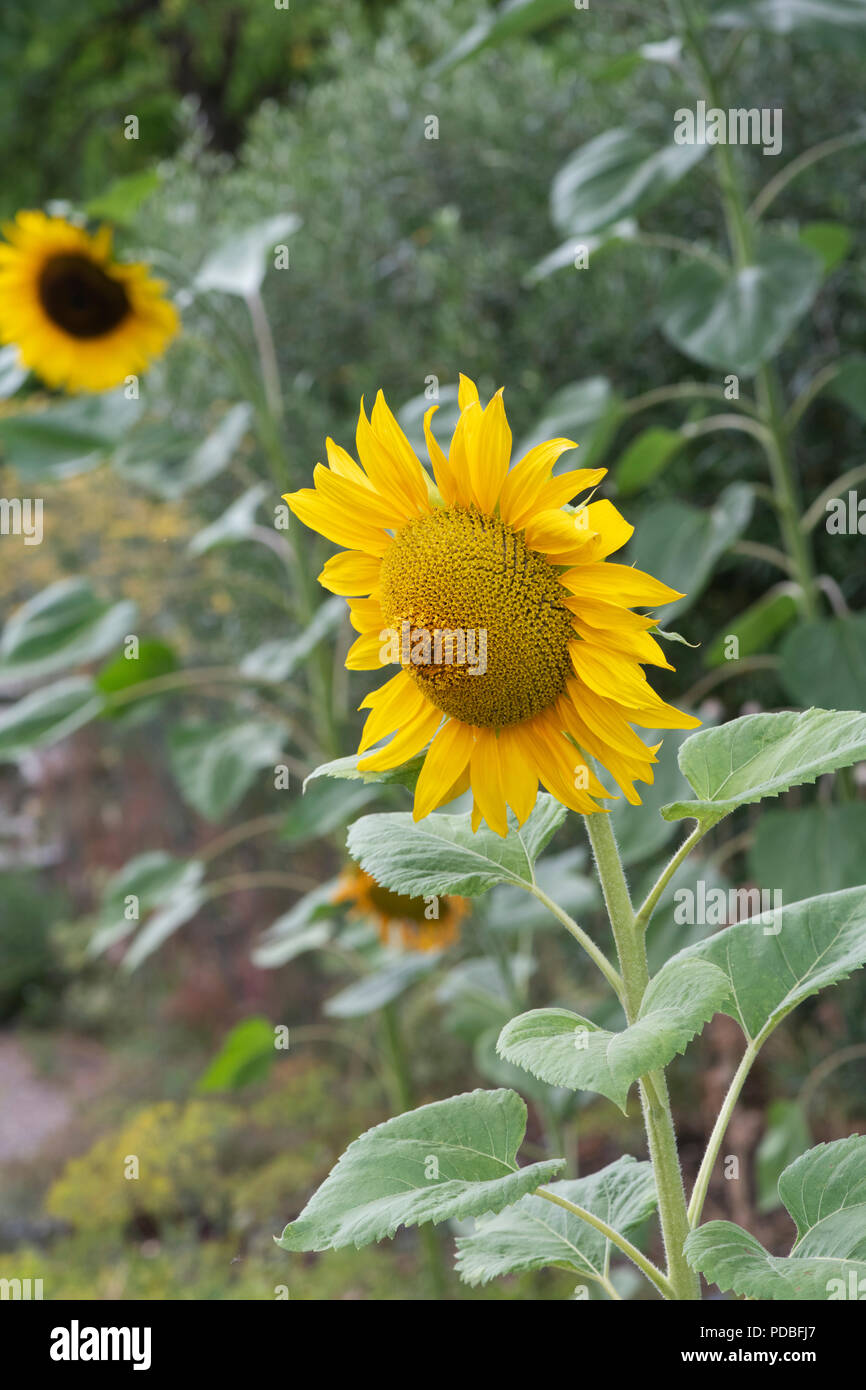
686,1136,866,1300
276,1089,565,1251
748,803,866,902
704,588,798,667
168,719,286,821
627,483,753,623
662,885,866,1043
0,390,139,480
779,616,866,708
615,427,683,497
0,579,135,685
661,708,866,827
550,129,707,236
346,796,566,899
514,376,621,471
456,1156,657,1287
196,215,301,298
497,958,731,1110
115,403,252,499
658,236,823,374
0,677,103,761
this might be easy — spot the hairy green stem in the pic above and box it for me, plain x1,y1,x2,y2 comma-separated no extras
583,814,700,1300
688,1037,761,1227
634,823,706,930
529,884,625,1004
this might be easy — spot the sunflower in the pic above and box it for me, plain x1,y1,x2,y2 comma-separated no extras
0,211,178,393
335,865,467,953
286,376,699,837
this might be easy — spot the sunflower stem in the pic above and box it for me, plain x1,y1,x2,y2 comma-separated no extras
583,813,700,1301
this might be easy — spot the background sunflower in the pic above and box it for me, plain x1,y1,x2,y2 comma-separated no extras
0,210,178,392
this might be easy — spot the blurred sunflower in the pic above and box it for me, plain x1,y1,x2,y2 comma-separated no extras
0,211,178,393
286,375,699,836
335,866,466,953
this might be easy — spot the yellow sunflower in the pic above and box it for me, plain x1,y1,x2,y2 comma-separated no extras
335,866,467,953
286,375,699,837
0,211,179,393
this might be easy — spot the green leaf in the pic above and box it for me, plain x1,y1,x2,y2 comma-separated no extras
432,0,574,73
826,354,866,420
456,1157,656,1287
95,640,179,714
663,885,866,1043
240,597,344,681
115,403,252,499
615,427,683,497
628,483,753,623
196,215,301,298
0,390,139,481
662,707,866,827
90,852,204,957
0,579,136,684
276,1089,565,1251
749,803,866,902
526,220,637,284
197,1017,277,1092
686,1136,866,1300
324,954,440,1017
86,170,162,224
251,880,337,969
712,0,866,35
779,616,866,708
0,677,103,761
304,751,427,794
279,777,379,845
799,220,853,272
496,957,731,1110
515,376,620,467
550,129,707,236
658,236,823,374
168,719,286,821
346,796,566,899
704,588,798,667
755,1099,811,1214
122,887,206,971
188,484,267,555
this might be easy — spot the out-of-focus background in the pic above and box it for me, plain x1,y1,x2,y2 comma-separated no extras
0,0,864,1300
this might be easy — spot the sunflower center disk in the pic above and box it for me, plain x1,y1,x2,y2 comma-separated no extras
38,255,130,338
379,506,574,728
368,883,431,923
